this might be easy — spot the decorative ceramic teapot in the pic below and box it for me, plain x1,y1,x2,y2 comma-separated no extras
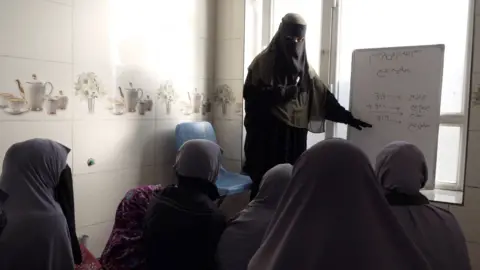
189,88,204,114
56,90,69,110
119,82,143,112
145,95,153,111
16,74,54,111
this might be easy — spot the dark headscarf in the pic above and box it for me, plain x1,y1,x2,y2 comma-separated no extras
217,164,292,270
0,139,75,270
248,139,431,270
248,13,328,133
174,139,222,200
274,15,307,75
375,141,471,270
376,141,428,195
143,139,226,270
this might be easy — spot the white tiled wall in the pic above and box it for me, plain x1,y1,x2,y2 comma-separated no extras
213,0,246,171
0,0,216,256
9,0,480,265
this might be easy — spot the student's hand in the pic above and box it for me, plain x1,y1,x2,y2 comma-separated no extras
349,118,372,130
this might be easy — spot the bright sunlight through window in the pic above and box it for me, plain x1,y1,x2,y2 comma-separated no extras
335,0,472,190
260,0,472,190
109,0,198,85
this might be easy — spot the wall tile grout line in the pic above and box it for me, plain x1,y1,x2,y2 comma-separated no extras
0,0,247,256
72,165,157,177
0,55,73,65
77,219,114,229
44,0,72,7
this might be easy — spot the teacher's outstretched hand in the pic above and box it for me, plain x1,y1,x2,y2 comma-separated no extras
348,117,372,131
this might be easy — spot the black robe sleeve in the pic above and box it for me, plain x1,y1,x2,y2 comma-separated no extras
209,213,227,270
244,70,354,125
55,165,82,265
324,90,353,124
0,190,8,238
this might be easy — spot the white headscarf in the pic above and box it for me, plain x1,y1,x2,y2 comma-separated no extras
376,141,471,270
0,139,74,270
248,139,431,270
217,164,292,270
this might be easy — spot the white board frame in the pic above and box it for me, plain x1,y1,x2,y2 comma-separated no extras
347,44,445,190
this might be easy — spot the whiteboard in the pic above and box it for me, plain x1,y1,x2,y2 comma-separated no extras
347,45,445,189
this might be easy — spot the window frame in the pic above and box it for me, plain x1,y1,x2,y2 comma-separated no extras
243,0,268,164
329,0,474,191
258,0,473,191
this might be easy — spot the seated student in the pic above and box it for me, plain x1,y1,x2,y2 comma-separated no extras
100,184,162,270
76,243,102,270
143,139,227,270
248,139,431,270
375,141,471,270
217,164,292,270
56,163,83,266
0,139,76,270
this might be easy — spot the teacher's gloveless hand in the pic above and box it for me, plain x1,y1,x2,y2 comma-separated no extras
349,117,372,131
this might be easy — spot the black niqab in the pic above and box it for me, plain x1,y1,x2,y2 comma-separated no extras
275,22,307,76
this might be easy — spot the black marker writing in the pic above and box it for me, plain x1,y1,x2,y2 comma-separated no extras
377,66,411,78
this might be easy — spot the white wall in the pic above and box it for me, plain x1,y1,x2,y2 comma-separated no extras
213,0,246,171
0,0,216,256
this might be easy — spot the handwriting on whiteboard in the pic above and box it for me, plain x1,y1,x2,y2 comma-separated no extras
408,94,427,101
374,92,401,101
408,122,431,131
376,66,411,78
362,48,434,132
366,91,431,132
369,49,423,63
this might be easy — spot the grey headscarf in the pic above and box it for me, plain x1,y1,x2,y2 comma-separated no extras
376,142,471,270
248,139,431,270
248,13,327,133
174,139,222,183
376,141,428,195
0,139,74,270
216,164,292,270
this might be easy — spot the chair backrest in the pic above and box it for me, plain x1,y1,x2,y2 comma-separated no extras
175,121,217,150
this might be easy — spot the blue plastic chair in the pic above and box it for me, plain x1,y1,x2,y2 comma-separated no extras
175,121,252,203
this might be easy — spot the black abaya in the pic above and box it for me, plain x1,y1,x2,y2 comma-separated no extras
243,71,353,199
143,186,226,270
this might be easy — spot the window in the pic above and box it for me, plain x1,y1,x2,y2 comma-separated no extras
243,0,265,163
249,0,473,191
244,0,264,77
333,0,473,190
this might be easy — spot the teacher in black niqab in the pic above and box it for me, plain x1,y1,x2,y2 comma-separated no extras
243,13,372,199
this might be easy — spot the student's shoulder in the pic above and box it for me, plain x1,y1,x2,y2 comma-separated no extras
427,204,462,227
